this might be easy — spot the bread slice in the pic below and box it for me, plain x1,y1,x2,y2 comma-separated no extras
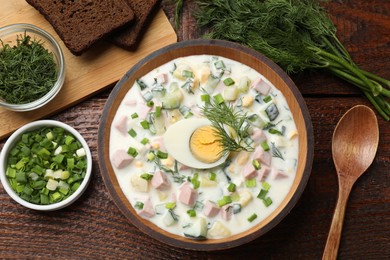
26,0,135,55
111,0,161,51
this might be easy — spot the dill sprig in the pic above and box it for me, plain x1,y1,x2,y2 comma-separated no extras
201,98,254,155
194,0,390,121
0,33,57,104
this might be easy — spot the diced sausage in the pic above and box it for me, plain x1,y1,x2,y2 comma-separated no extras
151,170,170,190
137,101,152,119
252,78,271,96
242,162,258,179
157,73,168,84
203,201,220,217
114,115,128,135
257,165,271,181
252,147,272,166
220,205,233,221
251,128,267,144
271,169,288,180
177,182,197,206
138,198,155,218
111,149,133,169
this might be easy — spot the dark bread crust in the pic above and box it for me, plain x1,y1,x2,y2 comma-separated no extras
111,0,161,51
26,0,135,55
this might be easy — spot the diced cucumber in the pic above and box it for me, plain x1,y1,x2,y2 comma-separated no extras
265,103,280,121
238,76,251,93
183,217,208,240
204,75,220,94
162,210,178,226
161,82,183,109
223,85,239,101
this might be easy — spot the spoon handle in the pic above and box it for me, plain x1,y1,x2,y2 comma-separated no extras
322,181,353,260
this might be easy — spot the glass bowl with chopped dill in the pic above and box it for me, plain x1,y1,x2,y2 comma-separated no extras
0,23,65,111
0,120,92,211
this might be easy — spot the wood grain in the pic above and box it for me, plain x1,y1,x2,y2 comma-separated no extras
0,0,177,140
0,0,389,259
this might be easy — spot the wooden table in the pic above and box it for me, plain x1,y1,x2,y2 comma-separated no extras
1,1,389,259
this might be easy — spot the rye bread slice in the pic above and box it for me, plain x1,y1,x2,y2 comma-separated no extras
111,0,161,51
25,0,135,55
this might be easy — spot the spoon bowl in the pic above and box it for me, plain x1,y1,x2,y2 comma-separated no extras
323,105,379,259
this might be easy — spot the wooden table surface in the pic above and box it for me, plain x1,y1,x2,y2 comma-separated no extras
1,1,389,259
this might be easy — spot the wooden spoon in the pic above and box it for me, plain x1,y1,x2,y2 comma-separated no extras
322,105,379,260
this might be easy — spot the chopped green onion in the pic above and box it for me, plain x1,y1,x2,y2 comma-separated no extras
213,93,225,105
191,173,200,189
128,128,137,138
248,213,258,222
201,94,210,103
146,100,154,107
223,77,235,86
131,112,139,119
227,183,236,192
140,138,149,145
261,141,270,151
245,178,257,188
134,201,144,210
263,95,272,103
214,60,226,70
140,173,153,181
140,120,150,130
257,189,268,199
217,196,232,207
155,106,162,118
187,209,197,217
182,70,194,78
209,172,216,181
252,159,261,170
262,197,273,207
156,150,168,159
269,128,283,135
262,181,271,191
127,147,138,158
165,202,176,209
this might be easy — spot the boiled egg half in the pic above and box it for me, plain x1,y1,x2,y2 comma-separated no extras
163,118,228,169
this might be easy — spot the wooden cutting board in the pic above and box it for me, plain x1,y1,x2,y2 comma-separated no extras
0,0,177,140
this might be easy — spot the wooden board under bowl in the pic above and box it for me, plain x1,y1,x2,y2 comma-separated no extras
0,0,177,140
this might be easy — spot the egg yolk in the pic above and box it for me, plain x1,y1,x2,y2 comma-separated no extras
189,125,224,164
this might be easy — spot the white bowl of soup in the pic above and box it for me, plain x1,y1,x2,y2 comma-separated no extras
98,39,314,250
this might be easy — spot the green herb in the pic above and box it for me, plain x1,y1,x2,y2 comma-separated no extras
127,147,138,158
195,0,390,121
169,0,184,29
140,173,153,181
209,172,216,181
128,128,137,138
0,33,57,104
271,142,284,160
5,127,87,205
187,209,197,217
165,202,176,209
223,77,235,86
247,213,258,222
201,97,254,155
227,182,236,192
134,201,144,210
217,195,232,207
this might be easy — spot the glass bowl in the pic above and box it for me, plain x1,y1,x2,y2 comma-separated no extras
0,23,65,111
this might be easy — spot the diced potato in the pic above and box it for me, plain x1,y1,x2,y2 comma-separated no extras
183,217,208,239
236,151,251,165
208,221,232,238
237,76,251,93
157,191,169,201
242,95,254,107
238,190,253,207
130,173,149,192
223,86,239,101
200,175,217,187
288,129,298,139
198,66,211,84
173,63,193,80
161,156,174,168
162,211,177,226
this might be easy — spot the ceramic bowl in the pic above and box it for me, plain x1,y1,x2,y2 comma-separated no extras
0,23,65,111
98,39,314,250
0,120,92,211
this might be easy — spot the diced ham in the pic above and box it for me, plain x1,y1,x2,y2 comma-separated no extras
151,170,170,190
138,198,155,218
203,201,220,217
124,99,137,106
177,182,197,206
252,147,272,166
114,115,128,135
257,165,271,181
150,136,166,151
137,101,152,119
156,73,168,84
220,205,233,221
242,162,258,179
251,128,267,144
271,169,288,180
252,78,271,96
111,149,133,169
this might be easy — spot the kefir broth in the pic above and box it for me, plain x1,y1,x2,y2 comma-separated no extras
109,55,299,239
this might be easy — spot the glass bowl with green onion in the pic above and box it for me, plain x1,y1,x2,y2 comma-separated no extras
0,23,65,111
0,120,92,211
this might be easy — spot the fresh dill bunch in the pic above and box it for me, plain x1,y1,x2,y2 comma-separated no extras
194,0,390,121
168,0,184,29
201,98,254,155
